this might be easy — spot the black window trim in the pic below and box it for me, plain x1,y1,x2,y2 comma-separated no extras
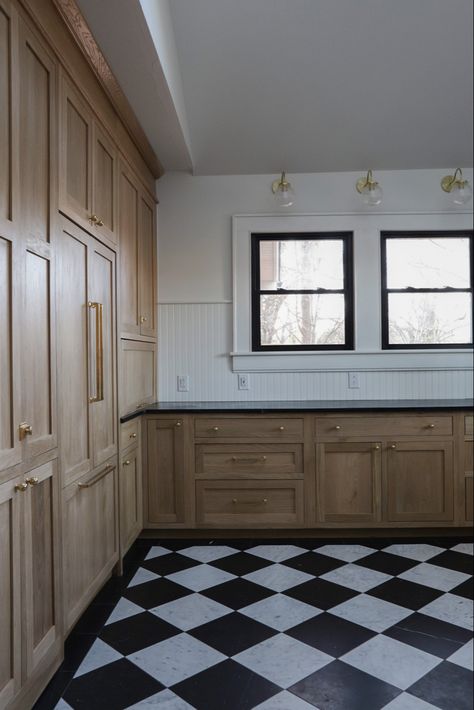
381,230,474,350
251,232,354,352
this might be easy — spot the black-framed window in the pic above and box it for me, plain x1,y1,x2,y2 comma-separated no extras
251,232,354,351
381,230,473,349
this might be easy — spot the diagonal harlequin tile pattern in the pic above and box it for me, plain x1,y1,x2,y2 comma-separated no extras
33,537,473,710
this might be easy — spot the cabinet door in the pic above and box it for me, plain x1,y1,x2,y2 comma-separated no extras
120,447,142,553
317,442,382,523
0,476,21,708
56,218,91,486
120,340,156,415
89,240,117,467
138,192,156,337
385,441,454,522
118,163,140,336
146,419,185,525
0,0,18,239
63,462,118,632
22,459,61,679
92,123,117,245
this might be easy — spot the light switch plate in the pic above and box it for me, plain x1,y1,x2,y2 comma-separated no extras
238,373,250,390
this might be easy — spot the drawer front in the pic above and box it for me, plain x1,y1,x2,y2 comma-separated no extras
315,415,453,439
196,480,304,527
195,444,303,478
121,419,139,450
195,417,304,440
465,415,473,438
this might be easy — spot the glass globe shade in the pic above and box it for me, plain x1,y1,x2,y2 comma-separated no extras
451,181,472,205
361,183,383,206
275,183,295,207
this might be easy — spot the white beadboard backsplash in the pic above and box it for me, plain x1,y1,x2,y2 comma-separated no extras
158,303,473,402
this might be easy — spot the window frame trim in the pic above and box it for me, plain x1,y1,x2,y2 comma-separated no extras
380,230,474,350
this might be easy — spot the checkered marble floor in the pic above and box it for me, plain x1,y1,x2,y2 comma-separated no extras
35,538,473,710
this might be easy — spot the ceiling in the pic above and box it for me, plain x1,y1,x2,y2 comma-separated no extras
77,0,473,176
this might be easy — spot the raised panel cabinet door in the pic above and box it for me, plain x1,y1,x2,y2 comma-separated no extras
55,218,91,487
22,459,61,679
59,74,92,229
118,163,140,336
385,441,454,522
0,475,22,708
138,192,156,337
0,0,18,239
120,447,142,554
317,442,382,523
146,419,185,524
89,240,117,467
0,233,21,475
92,122,117,245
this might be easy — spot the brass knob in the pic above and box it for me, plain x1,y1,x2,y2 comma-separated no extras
140,316,148,323
232,498,238,504
130,433,137,439
89,214,98,224
263,498,268,503
213,426,219,431
176,421,182,427
374,445,380,450
279,426,285,431
15,482,28,492
124,460,131,466
19,422,33,440
390,444,396,449
335,425,342,431
428,424,435,429
96,218,104,227
26,477,39,486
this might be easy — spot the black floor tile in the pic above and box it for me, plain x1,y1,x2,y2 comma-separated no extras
284,578,358,610
383,612,473,658
33,671,74,710
99,611,179,655
141,552,200,576
289,660,401,710
123,578,191,609
61,633,96,672
190,611,276,656
282,551,345,576
368,577,443,610
172,659,280,710
63,658,164,710
202,578,273,610
287,612,376,657
70,603,115,635
355,551,419,576
429,550,474,575
89,576,129,606
451,577,474,600
209,551,272,576
409,661,474,710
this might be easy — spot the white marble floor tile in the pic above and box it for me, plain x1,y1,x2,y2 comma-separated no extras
150,593,231,631
243,563,313,592
447,639,474,671
239,593,321,631
320,563,391,592
105,598,144,625
144,546,172,561
126,689,195,709
342,634,441,691
177,545,238,562
382,544,445,561
398,562,471,592
234,633,333,688
127,568,160,588
420,593,473,630
315,544,375,562
74,639,122,678
381,693,440,709
246,545,307,562
450,542,473,556
54,700,74,710
329,594,412,632
128,633,226,687
253,690,317,709
165,564,235,591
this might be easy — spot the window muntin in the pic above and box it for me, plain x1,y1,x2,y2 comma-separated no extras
251,233,354,351
381,231,473,349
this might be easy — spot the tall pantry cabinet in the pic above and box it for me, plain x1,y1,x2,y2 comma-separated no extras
0,0,159,707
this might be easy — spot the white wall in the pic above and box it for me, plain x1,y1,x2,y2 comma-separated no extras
156,169,473,401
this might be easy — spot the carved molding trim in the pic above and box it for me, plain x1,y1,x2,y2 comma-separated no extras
52,0,163,178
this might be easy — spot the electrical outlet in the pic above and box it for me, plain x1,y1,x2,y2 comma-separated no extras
348,372,360,389
238,373,250,390
177,375,189,392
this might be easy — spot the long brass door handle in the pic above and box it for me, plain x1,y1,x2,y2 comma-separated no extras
78,464,113,489
88,302,104,403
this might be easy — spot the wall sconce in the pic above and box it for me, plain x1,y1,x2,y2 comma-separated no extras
440,168,472,205
272,171,295,207
355,169,383,206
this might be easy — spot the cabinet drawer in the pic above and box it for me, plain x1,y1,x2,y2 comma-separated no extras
121,419,140,450
465,415,473,437
196,480,304,527
195,444,303,478
195,417,304,440
315,415,453,439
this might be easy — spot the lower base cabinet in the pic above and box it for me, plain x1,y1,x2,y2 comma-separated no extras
145,417,186,526
120,447,142,554
62,461,118,633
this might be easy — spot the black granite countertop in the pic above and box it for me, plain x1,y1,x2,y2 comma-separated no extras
120,399,474,423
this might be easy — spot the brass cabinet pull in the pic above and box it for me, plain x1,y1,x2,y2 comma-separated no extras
232,497,269,505
176,421,182,427
15,482,28,492
26,477,39,486
232,498,238,503
88,301,104,403
19,422,33,440
78,464,113,489
335,425,342,431
428,423,435,429
213,426,219,431
89,214,99,225
390,444,396,449
231,456,267,463
140,315,148,323
374,445,380,450
124,460,131,466
96,218,104,227
130,433,137,439
263,498,268,503
279,426,285,431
